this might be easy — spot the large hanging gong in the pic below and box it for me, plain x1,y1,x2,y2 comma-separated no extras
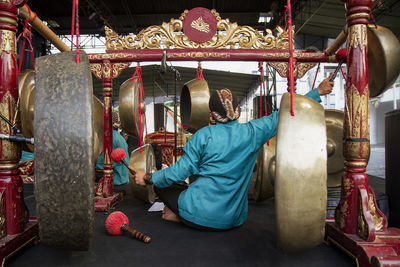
368,25,400,97
325,109,344,188
119,78,145,138
129,144,157,203
34,51,94,250
18,70,104,165
252,137,276,201
18,70,35,152
180,79,210,133
275,93,327,251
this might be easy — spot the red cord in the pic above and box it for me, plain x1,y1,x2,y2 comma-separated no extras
71,0,76,51
340,65,346,80
71,0,80,62
75,0,80,63
286,0,295,116
18,21,35,75
196,62,204,80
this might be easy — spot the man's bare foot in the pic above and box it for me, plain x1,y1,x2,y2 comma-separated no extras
162,206,180,222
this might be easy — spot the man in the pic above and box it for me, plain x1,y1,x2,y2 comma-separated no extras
133,75,334,230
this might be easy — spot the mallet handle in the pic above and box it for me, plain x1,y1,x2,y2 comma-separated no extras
121,224,151,243
329,61,343,82
120,159,136,175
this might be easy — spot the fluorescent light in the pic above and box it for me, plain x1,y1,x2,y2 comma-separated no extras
258,12,273,23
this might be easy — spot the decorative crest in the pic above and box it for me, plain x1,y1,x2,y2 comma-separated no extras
105,9,290,50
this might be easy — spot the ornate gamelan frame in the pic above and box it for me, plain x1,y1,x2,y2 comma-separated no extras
1,0,399,265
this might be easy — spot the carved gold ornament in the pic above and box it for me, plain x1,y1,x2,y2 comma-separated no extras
368,193,383,230
268,62,316,80
105,9,290,50
90,62,129,79
343,84,370,161
191,17,210,33
348,24,367,50
0,30,16,57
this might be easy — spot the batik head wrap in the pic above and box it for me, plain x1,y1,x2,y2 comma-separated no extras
209,88,241,123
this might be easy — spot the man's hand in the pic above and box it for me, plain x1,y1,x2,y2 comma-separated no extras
133,168,146,186
317,73,334,96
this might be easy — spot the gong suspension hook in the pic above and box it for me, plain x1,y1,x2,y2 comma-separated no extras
0,112,34,144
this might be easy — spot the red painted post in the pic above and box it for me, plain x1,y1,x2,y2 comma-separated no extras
0,0,24,235
335,0,376,239
101,60,114,198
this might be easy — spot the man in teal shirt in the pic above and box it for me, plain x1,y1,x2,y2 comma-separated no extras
134,75,333,230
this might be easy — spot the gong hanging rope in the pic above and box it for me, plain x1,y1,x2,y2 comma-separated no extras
71,0,80,63
196,62,204,80
17,20,35,75
285,0,295,116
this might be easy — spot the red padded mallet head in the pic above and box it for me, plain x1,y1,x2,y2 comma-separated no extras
105,211,151,243
105,211,129,235
111,148,135,175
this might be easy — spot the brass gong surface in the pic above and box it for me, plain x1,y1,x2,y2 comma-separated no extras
275,93,327,252
368,25,400,97
129,144,157,203
119,78,145,138
92,96,104,165
253,137,276,201
18,69,35,152
325,109,344,187
180,79,210,133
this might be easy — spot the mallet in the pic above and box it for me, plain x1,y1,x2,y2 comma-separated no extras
111,148,135,175
105,211,151,243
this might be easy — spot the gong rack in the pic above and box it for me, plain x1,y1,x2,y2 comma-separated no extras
1,1,399,264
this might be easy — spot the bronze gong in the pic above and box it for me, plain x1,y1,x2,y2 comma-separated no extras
119,77,145,138
180,79,210,133
275,93,327,252
325,109,344,188
18,70,104,164
34,51,94,250
18,69,35,152
252,136,276,201
368,25,400,97
129,144,157,203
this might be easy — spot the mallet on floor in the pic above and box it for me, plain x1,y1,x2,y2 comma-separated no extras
105,211,151,243
111,148,135,175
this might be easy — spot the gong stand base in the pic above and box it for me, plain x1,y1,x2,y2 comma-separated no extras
0,218,39,265
94,193,123,212
325,222,400,266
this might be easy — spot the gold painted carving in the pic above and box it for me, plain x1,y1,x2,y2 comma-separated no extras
268,62,316,79
357,195,368,240
0,30,16,57
348,24,367,50
368,193,383,230
90,63,103,79
168,52,230,59
0,0,12,3
191,17,210,33
105,9,290,49
343,84,370,161
90,62,129,79
113,63,129,78
88,53,136,61
0,92,19,160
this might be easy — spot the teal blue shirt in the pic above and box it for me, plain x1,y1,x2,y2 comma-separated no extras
96,130,130,185
152,90,322,229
